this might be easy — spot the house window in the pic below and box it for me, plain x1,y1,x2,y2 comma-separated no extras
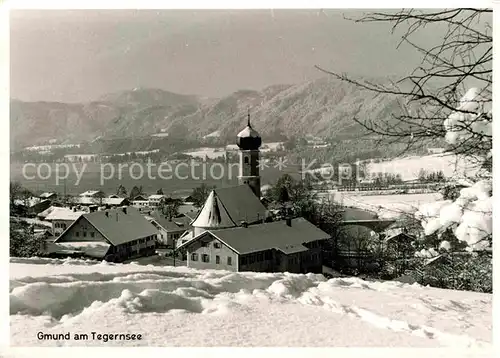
202,254,210,263
83,232,87,238
216,255,220,264
191,253,198,261
75,232,79,237
90,232,95,238
264,251,272,260
214,242,221,249
201,241,208,248
227,256,232,266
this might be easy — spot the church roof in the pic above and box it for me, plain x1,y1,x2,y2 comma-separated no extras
237,125,261,138
190,191,237,229
191,185,268,229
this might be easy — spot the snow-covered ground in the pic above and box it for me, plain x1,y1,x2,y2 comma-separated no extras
365,154,483,182
10,258,492,348
318,192,442,219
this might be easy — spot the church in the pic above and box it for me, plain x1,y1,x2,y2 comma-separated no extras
177,113,331,274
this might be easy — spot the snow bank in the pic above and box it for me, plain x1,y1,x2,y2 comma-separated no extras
10,259,492,347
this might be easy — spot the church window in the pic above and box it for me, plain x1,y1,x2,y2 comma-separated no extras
244,157,249,164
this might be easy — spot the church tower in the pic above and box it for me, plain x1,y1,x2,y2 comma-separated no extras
236,110,261,198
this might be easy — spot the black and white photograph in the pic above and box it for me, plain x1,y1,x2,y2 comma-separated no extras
6,3,494,351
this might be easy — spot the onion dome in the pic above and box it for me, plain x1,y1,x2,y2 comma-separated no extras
237,110,262,150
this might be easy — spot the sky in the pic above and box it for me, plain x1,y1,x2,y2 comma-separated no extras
11,9,441,103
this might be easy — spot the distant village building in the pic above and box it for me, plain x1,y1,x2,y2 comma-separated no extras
79,190,105,198
148,194,166,207
54,207,158,262
39,192,57,200
73,197,129,207
64,154,100,162
13,197,52,217
131,194,149,208
44,207,87,237
177,114,331,274
144,212,192,248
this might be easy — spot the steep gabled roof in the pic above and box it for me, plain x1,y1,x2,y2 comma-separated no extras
194,185,268,227
191,191,237,229
146,212,192,232
55,207,158,246
179,217,330,255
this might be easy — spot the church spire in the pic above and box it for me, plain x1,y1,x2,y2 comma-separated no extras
247,108,251,127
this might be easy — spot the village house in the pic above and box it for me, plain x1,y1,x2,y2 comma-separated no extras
131,194,149,209
73,196,130,207
177,115,331,274
13,197,52,217
179,217,329,273
54,207,159,262
79,190,105,198
148,194,166,207
44,206,87,237
39,192,57,200
144,212,192,248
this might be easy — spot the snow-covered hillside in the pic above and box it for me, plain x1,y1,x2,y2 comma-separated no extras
10,258,492,347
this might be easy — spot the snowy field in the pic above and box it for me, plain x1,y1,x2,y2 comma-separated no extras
322,192,442,219
366,154,482,181
10,257,492,348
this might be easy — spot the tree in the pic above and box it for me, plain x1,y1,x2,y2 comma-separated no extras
156,188,164,195
320,9,492,249
10,181,22,206
93,191,106,206
116,184,128,197
160,198,182,219
317,9,492,160
10,221,45,257
190,184,216,208
129,185,145,199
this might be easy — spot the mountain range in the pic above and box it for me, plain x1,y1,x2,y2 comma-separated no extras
10,76,406,150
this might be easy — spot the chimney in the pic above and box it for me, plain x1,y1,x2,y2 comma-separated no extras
286,218,292,227
240,221,248,228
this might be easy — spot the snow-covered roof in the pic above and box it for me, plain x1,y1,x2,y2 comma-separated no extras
73,197,127,206
237,125,260,138
79,190,102,197
148,194,165,200
191,191,236,229
45,207,86,221
14,197,47,208
39,192,56,198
